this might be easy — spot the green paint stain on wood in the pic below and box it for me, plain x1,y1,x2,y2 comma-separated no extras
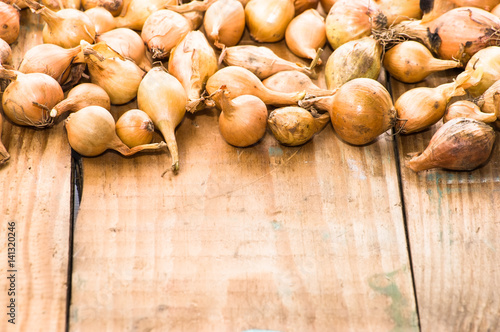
368,267,419,332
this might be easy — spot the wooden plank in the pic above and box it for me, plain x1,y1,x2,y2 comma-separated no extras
391,71,500,331
0,9,71,332
70,35,418,330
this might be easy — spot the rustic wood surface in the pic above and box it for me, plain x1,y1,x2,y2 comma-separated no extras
0,10,72,332
391,72,500,332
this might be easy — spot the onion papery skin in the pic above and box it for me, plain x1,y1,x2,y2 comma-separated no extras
329,78,396,145
263,70,334,97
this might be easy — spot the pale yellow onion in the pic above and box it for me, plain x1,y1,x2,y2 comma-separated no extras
41,0,81,10
268,106,330,146
0,39,12,66
325,36,382,90
383,40,461,83
477,79,500,117
285,8,326,64
96,28,152,72
203,0,245,49
83,42,145,104
50,83,111,118
407,117,496,172
1,68,64,128
0,112,10,164
64,105,165,157
211,87,268,147
82,0,123,16
221,45,314,80
85,7,117,34
443,100,496,123
465,46,500,97
168,30,218,113
206,66,306,107
325,0,386,50
115,109,154,147
18,43,84,85
24,0,95,48
137,66,187,173
0,2,20,44
113,0,177,30
245,0,295,43
141,9,193,60
492,3,500,17
263,70,335,97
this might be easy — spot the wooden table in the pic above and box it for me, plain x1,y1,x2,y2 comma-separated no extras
1,7,499,332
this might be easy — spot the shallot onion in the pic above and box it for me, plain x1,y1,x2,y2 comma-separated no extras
115,109,154,147
245,0,295,43
465,46,500,97
203,0,245,49
0,2,20,44
84,7,116,34
263,70,334,98
82,0,123,16
113,0,177,30
443,100,496,123
50,83,111,118
0,38,12,66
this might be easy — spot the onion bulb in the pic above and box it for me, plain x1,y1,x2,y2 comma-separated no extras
443,100,496,123
141,9,193,60
1,68,64,128
82,0,123,16
137,66,187,173
492,3,500,18
285,8,326,65
211,86,268,147
407,117,496,172
320,0,335,13
82,41,145,105
263,70,335,97
393,7,500,64
325,0,386,50
294,0,319,15
268,106,330,146
18,43,84,85
376,0,421,25
0,112,10,164
115,109,154,147
206,66,306,107
383,40,461,83
24,0,95,48
0,2,20,44
1,0,27,10
65,105,166,157
326,78,396,145
0,38,12,66
113,0,177,30
220,45,315,80
40,0,81,10
395,68,483,134
477,79,500,116
420,0,499,22
96,28,152,72
465,46,500,97
203,0,245,49
84,7,116,34
168,30,218,113
324,36,382,90
245,0,295,43
50,83,111,118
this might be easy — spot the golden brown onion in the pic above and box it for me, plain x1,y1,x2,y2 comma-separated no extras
50,83,111,118
245,0,295,43
113,0,177,30
84,7,117,34
203,0,245,49
115,109,154,147
0,2,20,44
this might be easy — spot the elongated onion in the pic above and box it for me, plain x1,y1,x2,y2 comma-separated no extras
168,31,218,113
0,2,20,44
443,100,496,123
263,70,334,97
65,105,165,157
1,68,64,128
203,0,245,49
115,109,154,147
50,83,111,118
465,46,500,97
137,66,187,173
245,0,295,43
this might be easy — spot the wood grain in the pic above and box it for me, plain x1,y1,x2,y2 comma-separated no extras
391,71,500,332
70,36,417,330
0,10,71,332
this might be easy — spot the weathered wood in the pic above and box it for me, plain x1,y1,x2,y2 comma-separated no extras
391,71,500,332
70,36,417,330
0,10,71,332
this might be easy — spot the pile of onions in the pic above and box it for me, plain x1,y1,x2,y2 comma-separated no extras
50,83,111,119
137,66,187,173
0,113,10,164
245,0,295,42
115,109,155,148
64,106,166,157
1,67,64,128
96,28,152,72
206,66,306,107
141,9,194,60
210,86,268,147
203,0,245,49
24,0,96,48
383,40,461,83
168,30,218,113
0,2,20,44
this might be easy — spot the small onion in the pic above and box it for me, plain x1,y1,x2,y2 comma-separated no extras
203,0,245,49
465,46,500,97
115,109,154,147
0,2,20,44
263,70,334,97
443,100,496,123
245,0,295,43
50,83,111,118
84,7,117,34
